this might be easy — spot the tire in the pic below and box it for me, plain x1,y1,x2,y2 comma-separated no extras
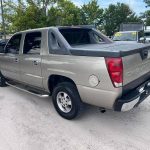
52,82,83,120
0,72,6,87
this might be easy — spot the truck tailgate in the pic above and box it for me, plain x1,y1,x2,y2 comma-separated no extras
123,46,150,92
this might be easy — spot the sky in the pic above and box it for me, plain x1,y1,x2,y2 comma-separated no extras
71,0,149,15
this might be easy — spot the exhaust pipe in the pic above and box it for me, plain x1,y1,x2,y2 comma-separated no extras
99,107,106,113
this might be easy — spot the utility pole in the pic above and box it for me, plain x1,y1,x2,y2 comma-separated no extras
0,0,6,40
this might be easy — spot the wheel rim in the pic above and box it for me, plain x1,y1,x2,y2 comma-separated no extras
56,91,72,113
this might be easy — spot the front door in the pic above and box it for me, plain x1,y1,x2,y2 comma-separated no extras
20,32,43,88
0,34,22,81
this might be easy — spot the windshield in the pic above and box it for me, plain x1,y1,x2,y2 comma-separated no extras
144,32,150,37
113,32,137,41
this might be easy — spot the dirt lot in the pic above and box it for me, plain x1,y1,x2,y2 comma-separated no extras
0,86,150,150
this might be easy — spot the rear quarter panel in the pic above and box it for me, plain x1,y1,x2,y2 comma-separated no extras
42,55,112,90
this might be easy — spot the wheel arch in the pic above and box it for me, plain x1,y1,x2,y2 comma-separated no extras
48,74,77,94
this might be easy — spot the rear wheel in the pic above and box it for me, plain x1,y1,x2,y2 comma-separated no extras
0,72,7,87
52,82,83,120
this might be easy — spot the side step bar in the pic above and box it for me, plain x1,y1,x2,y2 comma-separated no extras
6,82,49,98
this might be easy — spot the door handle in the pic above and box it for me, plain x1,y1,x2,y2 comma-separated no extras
15,58,19,62
33,60,38,65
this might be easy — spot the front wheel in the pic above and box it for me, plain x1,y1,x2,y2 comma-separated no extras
0,72,6,87
52,82,83,120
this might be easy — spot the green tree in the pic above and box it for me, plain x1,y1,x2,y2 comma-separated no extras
3,0,22,32
13,5,46,31
140,11,150,25
142,0,150,26
25,0,56,16
103,3,141,36
3,0,57,32
144,0,150,7
80,0,103,26
47,0,81,26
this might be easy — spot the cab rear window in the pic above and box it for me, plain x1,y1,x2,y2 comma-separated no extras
59,28,104,46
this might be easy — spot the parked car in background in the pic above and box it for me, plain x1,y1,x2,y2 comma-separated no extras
113,31,142,42
113,23,144,43
0,26,150,120
0,39,9,53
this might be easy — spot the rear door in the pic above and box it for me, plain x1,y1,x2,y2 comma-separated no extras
20,31,43,88
0,34,22,81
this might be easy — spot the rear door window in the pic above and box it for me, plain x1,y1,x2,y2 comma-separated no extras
23,32,41,54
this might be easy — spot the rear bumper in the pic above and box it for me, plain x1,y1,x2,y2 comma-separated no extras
77,85,121,109
114,80,150,111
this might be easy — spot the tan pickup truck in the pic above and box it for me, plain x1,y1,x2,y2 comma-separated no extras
0,26,150,119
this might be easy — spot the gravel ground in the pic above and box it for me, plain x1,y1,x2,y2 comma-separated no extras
0,86,150,150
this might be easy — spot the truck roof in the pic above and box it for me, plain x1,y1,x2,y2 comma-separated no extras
15,26,95,34
15,27,55,33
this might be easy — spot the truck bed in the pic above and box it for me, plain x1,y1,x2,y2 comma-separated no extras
70,42,150,57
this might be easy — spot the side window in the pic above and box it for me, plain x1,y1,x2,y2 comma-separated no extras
23,32,41,54
5,34,22,54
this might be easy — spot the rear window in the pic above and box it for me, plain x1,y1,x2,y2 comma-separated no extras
59,28,104,46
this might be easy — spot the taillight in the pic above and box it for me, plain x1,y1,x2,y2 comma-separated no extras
105,57,123,88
